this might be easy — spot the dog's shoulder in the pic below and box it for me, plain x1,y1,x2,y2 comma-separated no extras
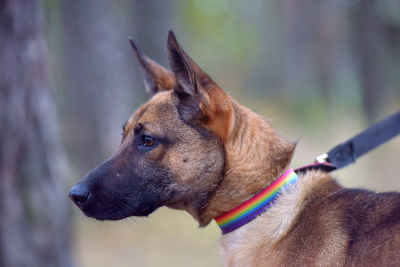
285,172,400,266
330,188,400,265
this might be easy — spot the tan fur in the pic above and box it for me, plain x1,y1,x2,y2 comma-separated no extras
199,99,296,225
199,84,234,142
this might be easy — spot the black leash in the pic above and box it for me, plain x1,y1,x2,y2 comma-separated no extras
296,110,400,174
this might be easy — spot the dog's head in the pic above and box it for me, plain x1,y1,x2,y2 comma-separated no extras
69,32,233,223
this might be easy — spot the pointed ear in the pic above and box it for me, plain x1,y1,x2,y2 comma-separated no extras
129,37,175,96
167,32,201,96
167,31,233,142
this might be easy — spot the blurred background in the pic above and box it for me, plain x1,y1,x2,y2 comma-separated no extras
1,0,399,266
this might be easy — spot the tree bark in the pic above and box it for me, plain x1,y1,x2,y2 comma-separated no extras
57,0,141,172
352,1,388,121
56,0,174,174
0,1,72,266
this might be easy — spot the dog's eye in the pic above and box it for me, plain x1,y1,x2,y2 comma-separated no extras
142,135,155,147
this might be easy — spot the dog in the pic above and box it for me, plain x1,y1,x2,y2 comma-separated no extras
69,31,400,266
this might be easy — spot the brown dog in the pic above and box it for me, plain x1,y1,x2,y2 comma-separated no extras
69,31,400,266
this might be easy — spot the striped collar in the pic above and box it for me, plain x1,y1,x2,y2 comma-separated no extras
214,168,299,234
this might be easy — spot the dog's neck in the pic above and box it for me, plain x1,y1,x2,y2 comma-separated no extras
198,99,296,226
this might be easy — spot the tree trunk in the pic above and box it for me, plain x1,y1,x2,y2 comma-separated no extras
56,0,174,175
57,0,142,173
352,1,388,121
0,1,72,266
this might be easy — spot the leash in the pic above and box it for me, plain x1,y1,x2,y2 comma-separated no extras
216,110,400,234
296,110,400,173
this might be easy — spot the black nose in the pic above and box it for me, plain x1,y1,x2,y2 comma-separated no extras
68,184,91,206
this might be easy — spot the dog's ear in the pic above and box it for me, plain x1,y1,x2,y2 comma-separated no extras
167,31,233,142
129,37,175,96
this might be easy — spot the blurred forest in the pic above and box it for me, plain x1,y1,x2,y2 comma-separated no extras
1,0,399,266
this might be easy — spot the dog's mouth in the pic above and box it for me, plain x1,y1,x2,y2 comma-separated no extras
85,204,158,221
69,181,162,221
74,197,160,221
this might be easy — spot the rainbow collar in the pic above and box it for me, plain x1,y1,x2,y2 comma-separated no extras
215,168,299,234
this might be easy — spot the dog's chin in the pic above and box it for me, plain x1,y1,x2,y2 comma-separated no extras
81,203,159,221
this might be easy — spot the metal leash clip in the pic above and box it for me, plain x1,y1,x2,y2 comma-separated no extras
315,153,328,163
